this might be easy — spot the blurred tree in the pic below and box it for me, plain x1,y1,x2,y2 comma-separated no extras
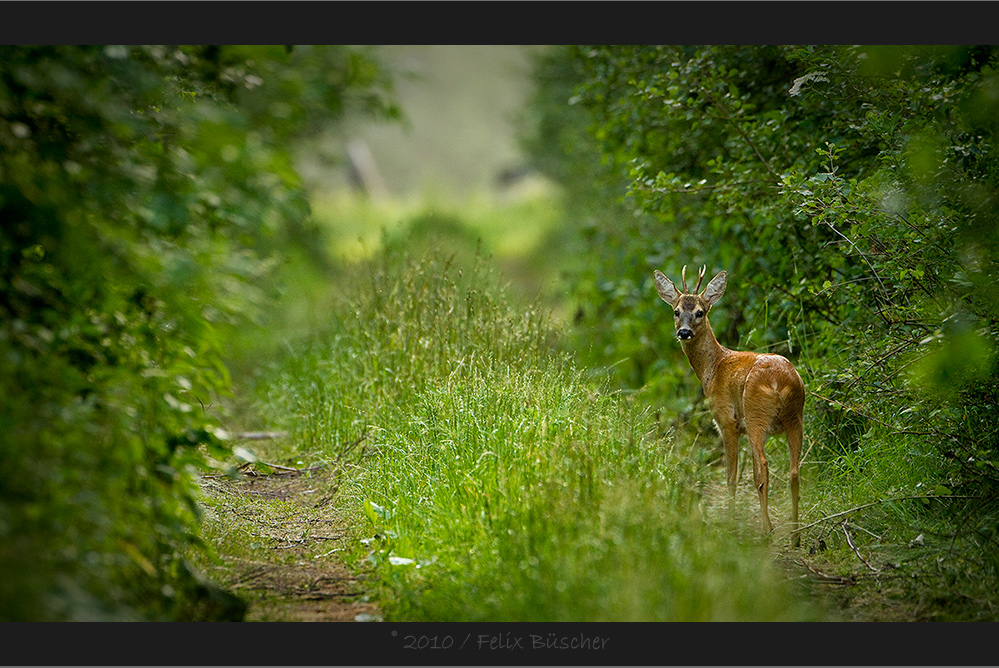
0,45,396,620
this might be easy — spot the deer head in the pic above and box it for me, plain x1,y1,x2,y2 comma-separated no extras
654,266,727,341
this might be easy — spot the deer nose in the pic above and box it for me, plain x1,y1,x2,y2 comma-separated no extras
677,328,694,340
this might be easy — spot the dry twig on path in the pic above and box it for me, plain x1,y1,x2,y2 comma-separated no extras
842,519,880,573
793,559,855,586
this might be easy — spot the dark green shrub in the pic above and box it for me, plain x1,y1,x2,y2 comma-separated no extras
0,45,395,620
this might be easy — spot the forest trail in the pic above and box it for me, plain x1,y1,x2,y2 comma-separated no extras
198,454,926,623
198,465,381,622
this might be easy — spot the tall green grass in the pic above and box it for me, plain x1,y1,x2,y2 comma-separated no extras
251,243,822,621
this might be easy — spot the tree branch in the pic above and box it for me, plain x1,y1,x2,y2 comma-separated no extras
704,91,780,183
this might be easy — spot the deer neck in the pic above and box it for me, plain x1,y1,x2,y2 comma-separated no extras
680,321,728,390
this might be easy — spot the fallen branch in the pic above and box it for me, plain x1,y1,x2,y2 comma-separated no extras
842,519,879,573
314,547,344,559
229,431,289,441
272,535,343,549
240,461,327,477
797,494,981,533
795,559,855,586
262,462,307,473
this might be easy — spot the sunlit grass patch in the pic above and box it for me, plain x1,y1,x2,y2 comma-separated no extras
309,180,562,262
248,244,823,621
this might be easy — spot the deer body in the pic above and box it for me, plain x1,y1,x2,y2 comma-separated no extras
654,267,804,547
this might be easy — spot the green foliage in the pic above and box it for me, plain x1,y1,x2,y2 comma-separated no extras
0,45,394,619
252,241,818,621
525,45,999,612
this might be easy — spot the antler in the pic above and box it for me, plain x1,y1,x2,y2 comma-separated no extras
694,265,706,294
680,265,707,294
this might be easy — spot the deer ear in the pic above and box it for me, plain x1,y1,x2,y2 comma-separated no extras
702,271,727,307
654,270,680,305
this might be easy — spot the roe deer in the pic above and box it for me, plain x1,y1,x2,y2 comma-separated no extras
654,266,804,547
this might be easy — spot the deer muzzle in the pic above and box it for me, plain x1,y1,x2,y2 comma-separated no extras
677,328,694,340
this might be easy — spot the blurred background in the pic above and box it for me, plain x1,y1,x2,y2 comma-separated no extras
302,45,540,198
249,45,575,372
299,45,558,260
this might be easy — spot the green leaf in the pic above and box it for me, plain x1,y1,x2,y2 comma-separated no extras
364,499,394,525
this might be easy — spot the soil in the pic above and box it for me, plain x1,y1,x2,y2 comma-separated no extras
198,466,382,623
230,555,378,622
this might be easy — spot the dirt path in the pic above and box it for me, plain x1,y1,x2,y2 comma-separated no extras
197,465,381,622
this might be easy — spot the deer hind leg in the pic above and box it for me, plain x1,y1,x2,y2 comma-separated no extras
786,419,803,548
710,416,741,525
746,423,772,535
717,419,740,514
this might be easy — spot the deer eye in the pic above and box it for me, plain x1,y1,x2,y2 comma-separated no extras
695,310,704,318
673,310,680,317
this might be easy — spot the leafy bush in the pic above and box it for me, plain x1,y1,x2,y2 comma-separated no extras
525,45,999,612
0,45,394,620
